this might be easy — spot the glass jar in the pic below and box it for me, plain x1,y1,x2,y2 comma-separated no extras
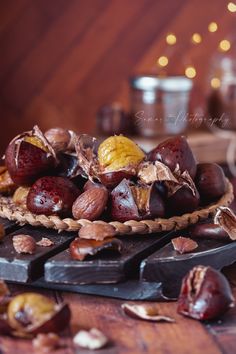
130,75,193,137
207,55,236,130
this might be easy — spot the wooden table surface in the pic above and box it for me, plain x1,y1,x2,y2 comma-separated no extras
1,264,236,354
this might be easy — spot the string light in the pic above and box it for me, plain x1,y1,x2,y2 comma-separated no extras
185,66,196,78
157,56,169,67
218,39,231,52
227,2,236,12
191,33,202,44
208,22,218,32
166,33,177,45
211,78,221,89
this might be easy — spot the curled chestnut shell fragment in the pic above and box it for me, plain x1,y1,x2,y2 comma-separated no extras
177,265,235,320
5,126,57,186
188,223,229,240
122,303,175,322
111,179,165,222
69,237,123,261
195,163,226,203
13,186,30,208
27,176,80,217
148,136,197,179
6,293,70,336
214,207,236,240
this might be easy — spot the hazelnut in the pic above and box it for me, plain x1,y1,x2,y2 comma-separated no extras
72,187,108,221
12,234,36,254
45,128,75,152
79,223,116,240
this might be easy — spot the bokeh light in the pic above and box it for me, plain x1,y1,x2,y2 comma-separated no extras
157,56,169,67
185,66,196,78
211,78,221,89
218,39,231,52
227,2,236,12
191,33,202,44
208,22,218,32
166,33,177,45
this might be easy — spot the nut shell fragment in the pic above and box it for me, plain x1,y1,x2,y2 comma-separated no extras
13,235,36,254
214,207,236,240
171,237,198,254
122,303,175,322
73,328,108,350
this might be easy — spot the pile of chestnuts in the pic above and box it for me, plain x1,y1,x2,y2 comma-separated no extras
0,125,227,222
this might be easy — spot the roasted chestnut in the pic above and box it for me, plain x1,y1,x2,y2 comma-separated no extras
177,265,234,320
27,176,80,217
148,136,197,179
188,223,229,240
167,186,200,216
69,237,123,261
6,293,70,336
56,152,82,179
5,126,57,185
111,179,165,222
99,170,135,189
195,163,226,203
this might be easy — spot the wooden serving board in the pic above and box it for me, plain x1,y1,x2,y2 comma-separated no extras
1,216,236,301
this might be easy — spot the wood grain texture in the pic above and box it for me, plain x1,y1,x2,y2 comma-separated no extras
0,0,235,155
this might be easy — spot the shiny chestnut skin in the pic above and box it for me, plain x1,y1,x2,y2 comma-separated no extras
99,170,135,189
195,163,226,203
27,176,80,217
148,136,197,179
167,186,200,216
111,179,165,222
5,141,55,186
177,265,234,320
188,223,229,240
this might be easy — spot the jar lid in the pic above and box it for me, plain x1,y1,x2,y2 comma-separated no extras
130,75,160,90
160,76,193,92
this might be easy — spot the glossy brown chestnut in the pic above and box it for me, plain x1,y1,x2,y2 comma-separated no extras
27,176,80,217
188,223,229,240
99,170,135,189
148,136,197,179
5,126,57,186
177,265,234,320
111,179,165,222
195,163,226,202
56,152,81,179
167,186,200,216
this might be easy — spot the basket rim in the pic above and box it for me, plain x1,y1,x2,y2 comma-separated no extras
0,178,234,235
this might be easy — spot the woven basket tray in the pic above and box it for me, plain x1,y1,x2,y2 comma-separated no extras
0,179,233,235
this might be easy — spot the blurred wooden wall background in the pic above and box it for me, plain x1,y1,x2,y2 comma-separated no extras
0,0,235,153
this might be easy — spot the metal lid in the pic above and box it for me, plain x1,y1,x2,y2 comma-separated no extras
160,76,193,92
130,75,160,90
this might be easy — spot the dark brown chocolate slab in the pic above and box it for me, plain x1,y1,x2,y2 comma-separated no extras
30,278,170,301
0,226,76,282
141,238,236,298
44,231,175,285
